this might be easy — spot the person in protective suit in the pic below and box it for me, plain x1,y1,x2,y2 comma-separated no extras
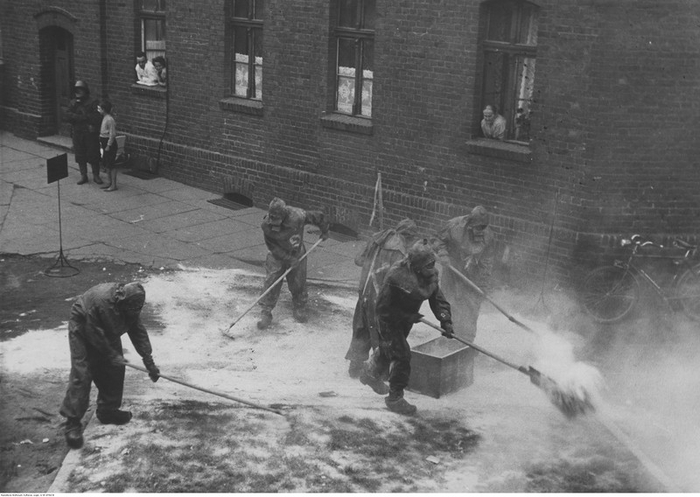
257,197,330,329
433,205,496,342
361,240,454,415
345,218,419,379
64,80,103,185
60,282,160,449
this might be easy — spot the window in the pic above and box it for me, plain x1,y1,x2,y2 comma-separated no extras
139,0,166,61
479,0,538,142
333,0,375,118
227,0,263,100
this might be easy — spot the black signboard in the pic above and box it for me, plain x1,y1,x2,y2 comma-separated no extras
47,153,69,184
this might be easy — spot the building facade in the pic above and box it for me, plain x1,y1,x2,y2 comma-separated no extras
1,0,699,287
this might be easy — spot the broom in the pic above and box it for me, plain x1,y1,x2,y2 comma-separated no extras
418,318,596,419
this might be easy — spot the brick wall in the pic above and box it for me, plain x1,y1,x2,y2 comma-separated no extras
2,0,699,288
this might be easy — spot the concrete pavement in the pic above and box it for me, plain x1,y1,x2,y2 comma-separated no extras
0,131,362,287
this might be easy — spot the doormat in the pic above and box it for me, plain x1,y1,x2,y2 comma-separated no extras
123,169,159,180
207,197,250,211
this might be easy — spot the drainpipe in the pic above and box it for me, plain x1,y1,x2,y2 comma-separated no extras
99,0,108,98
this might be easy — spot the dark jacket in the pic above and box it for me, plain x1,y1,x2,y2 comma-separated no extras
355,228,412,295
64,96,102,135
70,283,153,363
376,259,452,328
261,206,329,262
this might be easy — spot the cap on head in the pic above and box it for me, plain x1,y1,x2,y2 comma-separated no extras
122,282,146,310
467,205,489,228
408,239,436,269
74,80,90,93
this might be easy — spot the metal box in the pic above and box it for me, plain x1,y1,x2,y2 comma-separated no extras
408,336,478,398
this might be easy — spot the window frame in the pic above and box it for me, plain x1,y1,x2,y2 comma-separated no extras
331,0,375,119
225,0,264,101
478,0,538,144
137,0,166,62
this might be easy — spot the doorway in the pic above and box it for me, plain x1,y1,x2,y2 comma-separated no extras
41,27,74,136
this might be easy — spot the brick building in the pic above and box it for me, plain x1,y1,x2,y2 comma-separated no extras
1,0,699,287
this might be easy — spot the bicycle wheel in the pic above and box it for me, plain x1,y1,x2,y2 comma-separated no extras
675,263,700,321
581,265,640,323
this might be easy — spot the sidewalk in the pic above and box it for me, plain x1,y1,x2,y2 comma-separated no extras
0,131,362,287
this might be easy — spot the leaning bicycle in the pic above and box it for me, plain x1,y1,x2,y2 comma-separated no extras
581,234,700,323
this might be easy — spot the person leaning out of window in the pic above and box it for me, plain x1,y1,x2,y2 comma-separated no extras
152,56,167,87
481,104,507,141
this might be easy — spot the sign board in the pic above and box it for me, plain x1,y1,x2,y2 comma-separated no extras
47,154,69,184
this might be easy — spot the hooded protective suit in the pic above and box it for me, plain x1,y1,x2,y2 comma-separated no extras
60,282,158,422
433,206,497,341
365,241,452,399
345,218,418,371
258,198,330,316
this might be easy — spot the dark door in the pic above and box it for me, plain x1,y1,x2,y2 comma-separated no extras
52,29,74,136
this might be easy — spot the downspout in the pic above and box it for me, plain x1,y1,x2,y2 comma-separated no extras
99,0,108,98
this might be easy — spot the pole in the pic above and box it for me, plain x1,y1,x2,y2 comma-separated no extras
125,363,283,416
447,265,535,334
224,238,324,333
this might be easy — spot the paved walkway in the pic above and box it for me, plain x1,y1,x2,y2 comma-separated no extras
0,131,362,287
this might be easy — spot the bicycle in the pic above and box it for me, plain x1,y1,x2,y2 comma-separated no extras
581,234,700,323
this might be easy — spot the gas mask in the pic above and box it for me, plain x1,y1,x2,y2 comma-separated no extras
267,198,286,231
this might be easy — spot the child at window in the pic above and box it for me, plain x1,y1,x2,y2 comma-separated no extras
98,99,118,192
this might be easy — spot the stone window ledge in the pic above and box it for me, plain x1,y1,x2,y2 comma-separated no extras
465,138,532,163
130,84,167,98
320,112,373,135
219,97,263,116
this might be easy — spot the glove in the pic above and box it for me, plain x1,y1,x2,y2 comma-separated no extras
112,355,128,366
321,230,330,241
441,322,455,339
143,356,160,383
409,313,424,324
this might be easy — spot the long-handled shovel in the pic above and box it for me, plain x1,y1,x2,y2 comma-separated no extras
125,362,284,416
447,265,536,334
223,238,324,335
418,317,595,419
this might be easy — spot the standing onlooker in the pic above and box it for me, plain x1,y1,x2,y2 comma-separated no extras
481,104,507,141
433,205,497,342
257,197,330,329
60,282,160,449
98,99,118,192
360,241,454,415
152,56,168,87
135,51,158,85
344,218,418,379
64,81,103,185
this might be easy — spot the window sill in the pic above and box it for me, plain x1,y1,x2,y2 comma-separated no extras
465,138,532,163
219,97,263,116
130,84,167,98
320,112,373,136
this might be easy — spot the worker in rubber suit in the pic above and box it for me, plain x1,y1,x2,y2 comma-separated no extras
64,80,103,185
433,205,497,342
360,240,454,415
60,282,160,449
344,218,419,379
257,197,330,329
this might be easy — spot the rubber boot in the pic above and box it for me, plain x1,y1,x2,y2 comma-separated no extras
293,306,308,323
360,367,390,395
257,311,273,330
77,163,89,185
348,360,364,379
385,390,417,415
64,417,84,448
96,409,132,425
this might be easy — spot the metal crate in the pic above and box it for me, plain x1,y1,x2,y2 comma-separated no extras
408,336,478,399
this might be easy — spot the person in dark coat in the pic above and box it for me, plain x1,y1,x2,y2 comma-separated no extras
344,218,418,379
64,80,103,185
60,282,160,449
360,240,454,415
433,205,497,342
257,197,330,329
